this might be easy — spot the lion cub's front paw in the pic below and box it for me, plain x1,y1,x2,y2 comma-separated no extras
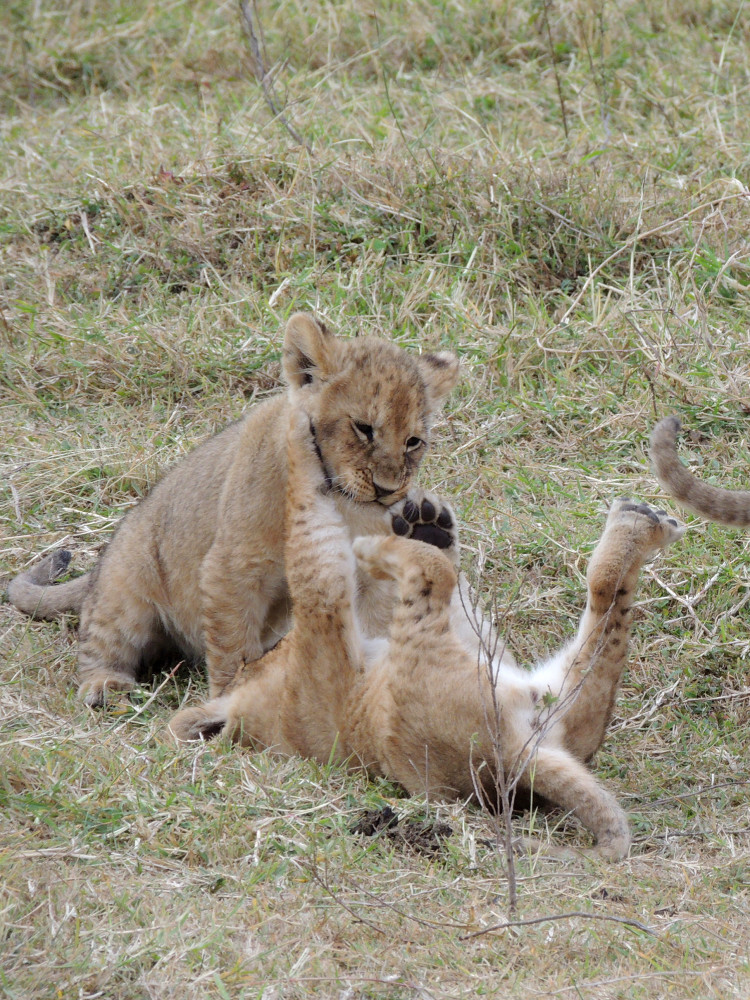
389,490,457,552
78,671,136,708
608,497,686,551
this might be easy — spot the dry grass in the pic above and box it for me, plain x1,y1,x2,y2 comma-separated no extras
2,0,750,996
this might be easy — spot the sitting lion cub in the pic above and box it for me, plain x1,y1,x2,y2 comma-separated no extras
7,313,459,705
170,407,686,859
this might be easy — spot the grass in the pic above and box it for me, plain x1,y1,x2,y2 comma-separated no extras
2,0,750,995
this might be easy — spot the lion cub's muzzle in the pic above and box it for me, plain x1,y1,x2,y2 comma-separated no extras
334,470,409,505
373,481,402,504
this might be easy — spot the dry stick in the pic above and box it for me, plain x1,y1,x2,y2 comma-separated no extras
460,571,520,915
557,191,749,325
636,828,750,842
0,299,15,338
541,0,569,141
460,910,655,941
303,858,386,936
463,572,604,913
297,865,658,944
111,661,184,728
374,17,440,177
482,643,519,916
638,778,750,810
238,0,313,154
307,866,475,934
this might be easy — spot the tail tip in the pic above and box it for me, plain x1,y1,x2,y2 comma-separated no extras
651,415,681,447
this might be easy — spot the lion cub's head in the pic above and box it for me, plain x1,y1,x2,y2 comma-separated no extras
282,313,459,505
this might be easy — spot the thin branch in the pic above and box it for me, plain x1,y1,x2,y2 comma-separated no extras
110,661,184,729
460,909,656,941
458,566,520,914
312,870,472,933
635,827,750,843
636,778,750,810
302,859,386,936
373,17,440,177
0,298,16,340
541,0,569,140
238,0,313,153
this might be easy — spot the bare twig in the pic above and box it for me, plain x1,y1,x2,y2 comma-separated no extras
238,0,313,153
459,563,520,914
111,661,184,728
306,867,471,933
541,0,569,140
373,16,440,176
460,909,656,941
302,858,386,935
637,778,750,810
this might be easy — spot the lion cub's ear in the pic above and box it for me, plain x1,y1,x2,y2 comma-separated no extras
283,313,338,389
418,352,460,413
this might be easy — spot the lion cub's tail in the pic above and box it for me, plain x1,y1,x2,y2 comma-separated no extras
7,549,90,619
650,416,750,526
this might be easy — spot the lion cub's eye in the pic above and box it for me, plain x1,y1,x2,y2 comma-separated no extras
352,420,375,443
405,436,424,452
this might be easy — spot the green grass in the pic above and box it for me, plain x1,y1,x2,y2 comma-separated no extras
2,0,750,995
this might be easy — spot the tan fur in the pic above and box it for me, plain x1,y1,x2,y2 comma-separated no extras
7,313,459,706
650,415,750,526
170,409,686,860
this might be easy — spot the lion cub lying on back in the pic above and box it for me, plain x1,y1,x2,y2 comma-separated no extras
8,313,459,706
170,406,685,859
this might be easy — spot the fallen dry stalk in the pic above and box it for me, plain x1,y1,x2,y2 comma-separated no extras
460,910,656,941
238,0,313,152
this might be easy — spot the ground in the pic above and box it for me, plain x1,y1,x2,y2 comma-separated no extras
1,1,749,997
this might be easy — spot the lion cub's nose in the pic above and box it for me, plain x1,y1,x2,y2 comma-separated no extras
373,482,398,501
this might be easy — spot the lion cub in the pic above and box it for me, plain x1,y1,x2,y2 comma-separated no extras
651,415,750,525
7,313,459,705
170,407,685,859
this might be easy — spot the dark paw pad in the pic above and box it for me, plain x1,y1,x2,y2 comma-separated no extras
391,515,411,537
390,493,456,550
28,548,73,586
618,500,660,523
611,497,686,547
411,524,454,549
49,549,73,580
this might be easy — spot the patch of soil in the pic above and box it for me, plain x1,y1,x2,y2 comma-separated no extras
351,806,453,856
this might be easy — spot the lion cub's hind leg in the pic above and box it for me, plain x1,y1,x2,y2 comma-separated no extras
388,489,506,666
537,499,685,764
512,500,685,860
521,747,632,861
350,531,465,794
353,534,457,608
587,499,685,615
